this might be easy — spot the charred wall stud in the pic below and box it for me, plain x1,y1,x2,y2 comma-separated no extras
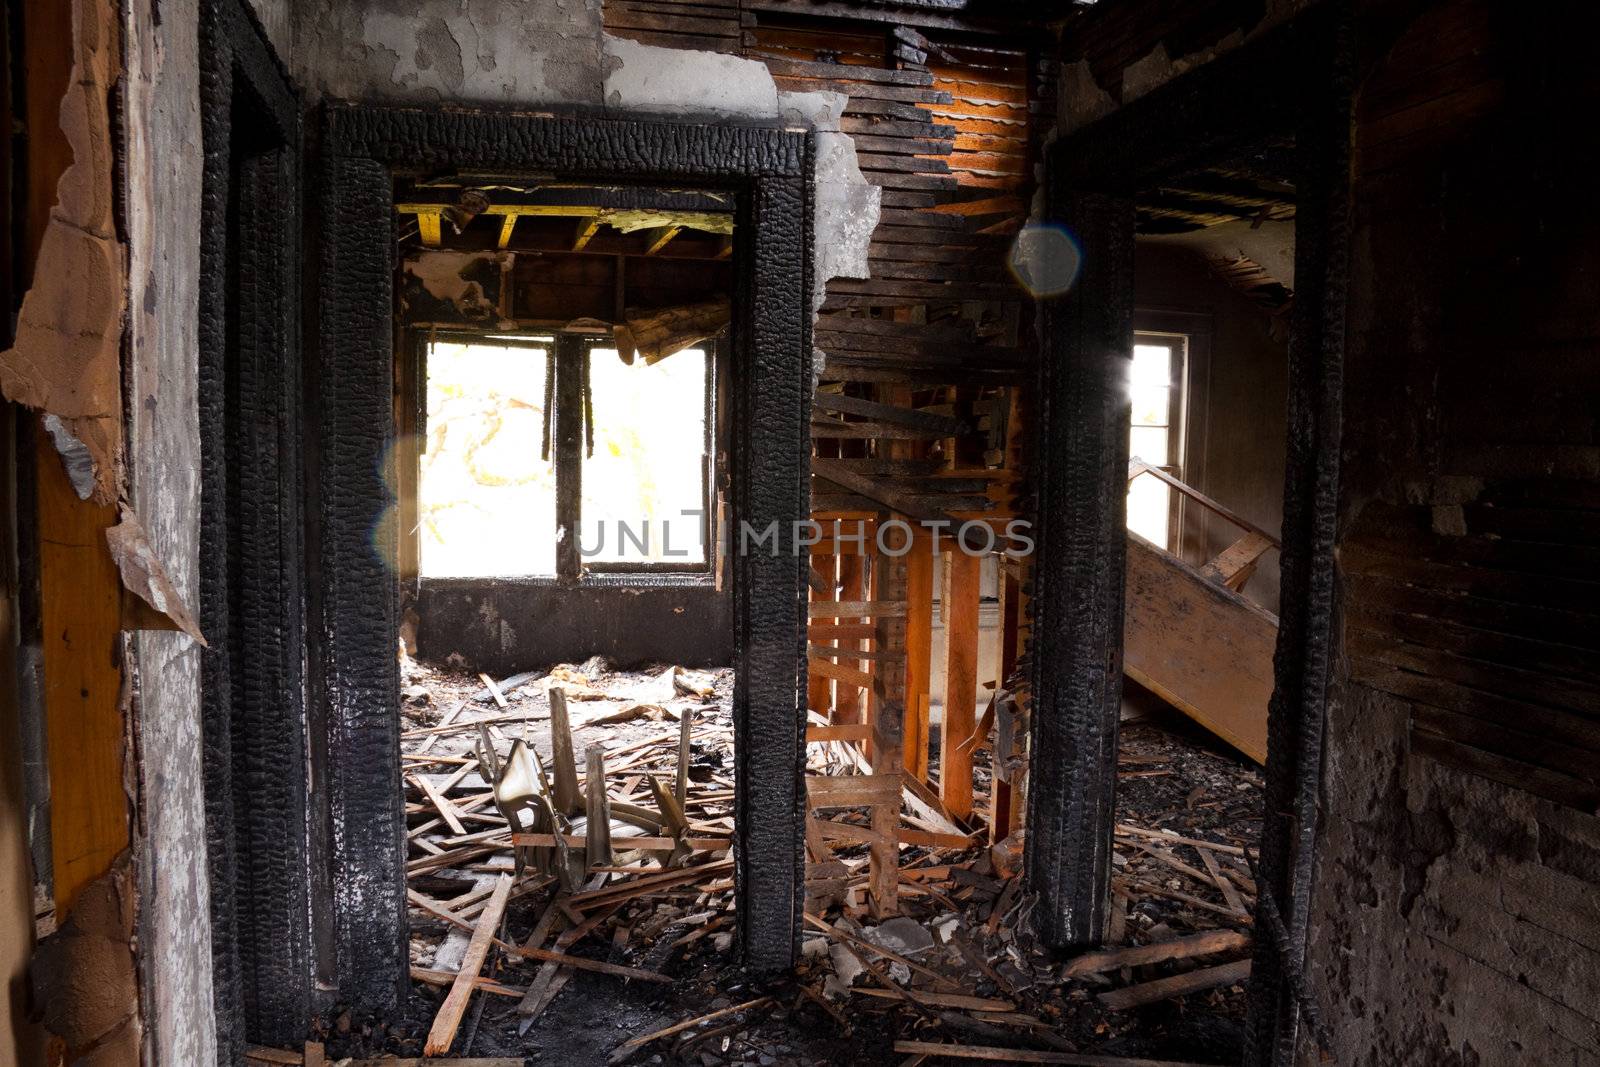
197,0,307,1057
314,104,814,1012
1033,7,1353,1065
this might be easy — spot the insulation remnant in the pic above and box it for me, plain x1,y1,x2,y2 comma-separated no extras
600,208,733,234
614,297,732,365
0,0,125,504
30,854,143,1065
42,414,98,500
401,249,515,327
105,504,206,645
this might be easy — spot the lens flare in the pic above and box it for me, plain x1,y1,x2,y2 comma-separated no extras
1007,223,1082,298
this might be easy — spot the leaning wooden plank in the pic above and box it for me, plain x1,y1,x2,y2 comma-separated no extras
412,774,468,836
1123,533,1276,764
1096,959,1253,1011
548,686,582,817
424,874,513,1055
1199,530,1276,591
586,745,613,868
410,967,525,997
1061,930,1251,978
1198,847,1251,916
674,707,694,809
479,672,510,709
518,899,619,1024
809,652,874,691
893,1041,1217,1066
607,995,775,1065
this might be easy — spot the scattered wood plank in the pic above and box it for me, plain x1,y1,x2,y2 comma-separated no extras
479,672,509,709
854,987,1015,1012
1096,959,1253,1011
1115,824,1248,857
1198,846,1250,917
606,995,775,1064
1061,930,1251,978
510,832,730,853
424,874,513,1055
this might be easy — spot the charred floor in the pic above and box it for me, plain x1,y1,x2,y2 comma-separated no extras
2,2,1599,1067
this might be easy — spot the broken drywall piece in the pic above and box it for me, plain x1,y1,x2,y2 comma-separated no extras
43,414,98,500
778,87,846,131
813,130,880,288
0,0,126,506
401,249,515,328
31,853,144,1066
105,504,207,645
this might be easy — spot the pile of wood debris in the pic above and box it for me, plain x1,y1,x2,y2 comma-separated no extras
245,661,1263,1067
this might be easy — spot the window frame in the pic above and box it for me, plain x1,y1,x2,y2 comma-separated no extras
577,335,719,577
415,328,720,582
1127,329,1190,553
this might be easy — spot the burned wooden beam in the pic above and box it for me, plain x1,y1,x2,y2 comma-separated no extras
644,225,681,255
573,217,600,251
812,392,967,434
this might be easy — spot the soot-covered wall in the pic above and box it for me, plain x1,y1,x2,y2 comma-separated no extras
415,577,732,673
1304,4,1600,1063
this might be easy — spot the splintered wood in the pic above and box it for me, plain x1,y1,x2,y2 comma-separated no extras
268,652,1263,1063
394,656,739,1056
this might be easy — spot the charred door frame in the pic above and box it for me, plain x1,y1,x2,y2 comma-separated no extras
313,103,814,1012
1029,6,1351,1065
198,0,307,1058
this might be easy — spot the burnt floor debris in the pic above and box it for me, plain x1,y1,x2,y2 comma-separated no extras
2,1,1599,1066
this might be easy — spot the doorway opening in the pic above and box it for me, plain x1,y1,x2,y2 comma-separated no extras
1030,9,1350,1064
389,176,752,1052
1103,154,1297,1046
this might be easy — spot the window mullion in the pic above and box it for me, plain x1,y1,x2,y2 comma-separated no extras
554,335,584,581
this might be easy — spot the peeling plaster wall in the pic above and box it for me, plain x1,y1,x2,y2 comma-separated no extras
286,0,878,296
124,0,219,1063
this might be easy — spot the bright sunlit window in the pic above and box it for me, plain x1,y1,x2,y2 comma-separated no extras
420,340,556,577
419,336,714,578
1127,336,1185,549
581,348,709,565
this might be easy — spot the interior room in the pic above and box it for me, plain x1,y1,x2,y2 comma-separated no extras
1,1,1597,1066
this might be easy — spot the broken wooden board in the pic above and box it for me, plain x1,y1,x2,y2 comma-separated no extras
1122,533,1276,764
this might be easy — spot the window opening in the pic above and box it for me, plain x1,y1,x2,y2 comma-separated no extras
1127,334,1187,550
